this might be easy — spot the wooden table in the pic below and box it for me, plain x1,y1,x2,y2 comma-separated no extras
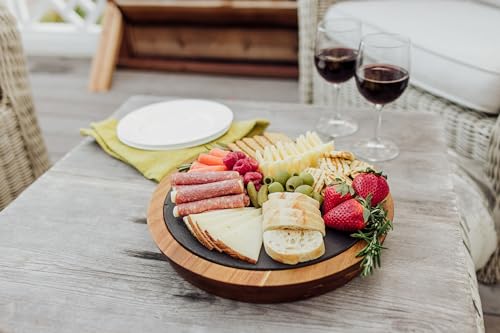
0,96,480,332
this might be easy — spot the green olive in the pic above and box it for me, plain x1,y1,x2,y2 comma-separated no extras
312,192,324,205
286,176,303,192
295,184,313,197
292,172,300,177
299,172,315,186
257,184,269,206
274,171,290,187
247,182,260,208
263,176,274,185
268,182,285,193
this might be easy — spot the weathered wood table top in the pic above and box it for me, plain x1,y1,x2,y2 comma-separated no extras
0,96,479,332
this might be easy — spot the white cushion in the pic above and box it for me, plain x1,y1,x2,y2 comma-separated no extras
326,0,500,114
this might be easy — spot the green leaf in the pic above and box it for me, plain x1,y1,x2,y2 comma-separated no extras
177,163,192,172
362,207,370,222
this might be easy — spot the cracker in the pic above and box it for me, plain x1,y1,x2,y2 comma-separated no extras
235,140,256,158
264,132,292,145
323,151,355,161
314,172,327,193
253,135,273,148
228,143,242,152
304,167,326,193
341,159,351,175
350,159,375,178
243,137,262,153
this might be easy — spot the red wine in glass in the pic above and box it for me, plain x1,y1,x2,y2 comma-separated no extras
355,64,409,105
314,47,358,84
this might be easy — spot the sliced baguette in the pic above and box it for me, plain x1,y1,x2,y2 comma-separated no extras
262,200,321,218
267,192,320,209
263,229,325,265
262,208,325,236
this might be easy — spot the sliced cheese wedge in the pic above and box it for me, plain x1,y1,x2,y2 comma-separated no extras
211,216,263,264
188,207,255,220
186,208,262,258
195,208,261,235
183,217,215,251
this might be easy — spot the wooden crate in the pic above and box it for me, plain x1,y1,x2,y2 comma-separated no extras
89,0,298,92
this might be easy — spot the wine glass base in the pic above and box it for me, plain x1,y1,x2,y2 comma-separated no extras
316,116,358,138
353,138,399,162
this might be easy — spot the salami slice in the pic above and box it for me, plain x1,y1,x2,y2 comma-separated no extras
171,171,240,186
171,179,244,204
173,194,250,217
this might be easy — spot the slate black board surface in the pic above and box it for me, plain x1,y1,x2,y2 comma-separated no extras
164,190,358,270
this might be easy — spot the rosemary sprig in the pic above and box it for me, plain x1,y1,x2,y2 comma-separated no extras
351,196,393,277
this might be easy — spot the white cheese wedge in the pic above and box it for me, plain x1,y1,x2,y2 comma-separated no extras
210,216,263,264
196,209,261,236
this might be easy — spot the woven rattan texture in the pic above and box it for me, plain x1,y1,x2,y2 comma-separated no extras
0,5,50,209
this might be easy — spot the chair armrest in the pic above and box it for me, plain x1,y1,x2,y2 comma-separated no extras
298,0,343,103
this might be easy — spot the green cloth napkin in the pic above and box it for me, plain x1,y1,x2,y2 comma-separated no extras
81,118,269,182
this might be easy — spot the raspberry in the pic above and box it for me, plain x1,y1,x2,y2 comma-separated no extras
243,171,263,186
246,157,259,171
233,158,253,175
235,151,247,160
222,152,239,170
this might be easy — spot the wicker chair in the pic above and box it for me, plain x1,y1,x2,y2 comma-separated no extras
0,5,50,209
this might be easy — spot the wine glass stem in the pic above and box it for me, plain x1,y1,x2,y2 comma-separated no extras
374,104,384,143
332,84,342,120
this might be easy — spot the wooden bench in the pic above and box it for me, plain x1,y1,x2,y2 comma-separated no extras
89,0,298,92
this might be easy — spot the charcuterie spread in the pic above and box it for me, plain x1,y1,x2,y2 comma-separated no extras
169,131,393,276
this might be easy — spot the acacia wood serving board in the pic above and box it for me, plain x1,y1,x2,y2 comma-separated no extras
147,172,394,303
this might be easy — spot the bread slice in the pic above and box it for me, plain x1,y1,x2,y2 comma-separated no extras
262,208,325,236
262,198,320,215
267,192,320,209
263,229,325,265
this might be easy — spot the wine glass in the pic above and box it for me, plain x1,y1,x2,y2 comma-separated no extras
353,33,410,162
314,18,361,138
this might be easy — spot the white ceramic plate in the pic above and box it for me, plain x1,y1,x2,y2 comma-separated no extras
117,99,233,151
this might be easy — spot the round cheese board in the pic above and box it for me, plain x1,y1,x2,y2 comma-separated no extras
147,173,394,303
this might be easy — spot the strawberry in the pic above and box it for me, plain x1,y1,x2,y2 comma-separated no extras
322,181,355,215
323,198,370,232
352,168,390,206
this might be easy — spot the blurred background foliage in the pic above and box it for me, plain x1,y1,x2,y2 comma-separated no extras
40,6,101,23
